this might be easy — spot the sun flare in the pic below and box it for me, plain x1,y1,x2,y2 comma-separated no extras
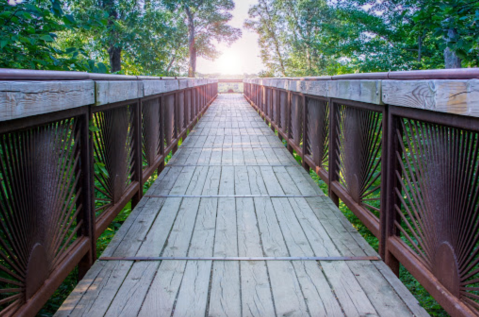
217,52,242,75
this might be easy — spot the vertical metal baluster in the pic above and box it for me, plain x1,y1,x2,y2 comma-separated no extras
385,107,400,275
379,105,389,260
132,101,142,208
159,96,165,174
302,95,309,171
78,109,95,279
287,91,293,154
328,98,339,206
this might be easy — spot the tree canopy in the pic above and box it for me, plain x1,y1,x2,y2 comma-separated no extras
245,0,479,77
3,0,479,77
1,0,240,76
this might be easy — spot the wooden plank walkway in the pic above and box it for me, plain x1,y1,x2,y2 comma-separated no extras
56,94,428,317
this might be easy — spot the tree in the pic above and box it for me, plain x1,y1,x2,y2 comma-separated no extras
163,0,242,77
245,0,287,76
0,0,105,71
245,0,479,76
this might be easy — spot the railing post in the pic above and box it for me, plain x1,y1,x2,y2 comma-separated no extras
378,105,389,261
172,92,179,154
78,107,96,279
301,95,309,171
158,96,165,174
286,91,293,154
132,100,143,208
384,106,400,275
328,98,340,206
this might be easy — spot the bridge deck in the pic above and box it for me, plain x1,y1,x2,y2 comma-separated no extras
56,94,427,317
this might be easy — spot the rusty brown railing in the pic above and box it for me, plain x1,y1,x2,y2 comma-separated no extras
244,70,479,317
0,69,217,316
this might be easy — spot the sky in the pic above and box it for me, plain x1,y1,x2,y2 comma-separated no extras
196,0,264,76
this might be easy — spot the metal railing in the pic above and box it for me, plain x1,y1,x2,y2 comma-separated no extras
244,70,479,317
0,69,218,316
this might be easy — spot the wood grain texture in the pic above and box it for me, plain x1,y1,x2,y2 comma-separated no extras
95,80,141,105
383,79,479,116
300,79,331,97
330,80,383,104
0,80,94,121
143,79,180,96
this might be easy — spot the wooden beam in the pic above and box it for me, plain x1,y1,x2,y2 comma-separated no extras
0,80,94,121
382,79,479,116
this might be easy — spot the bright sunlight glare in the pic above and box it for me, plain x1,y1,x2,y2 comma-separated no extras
217,52,243,75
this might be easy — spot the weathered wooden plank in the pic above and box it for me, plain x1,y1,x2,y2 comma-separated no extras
253,197,309,315
208,198,241,316
272,166,301,195
95,80,141,106
330,80,383,105
185,166,209,194
0,80,94,121
237,198,276,317
55,261,132,317
298,79,331,97
247,166,268,195
173,198,217,316
382,79,479,116
374,261,429,317
286,166,324,196
222,147,234,165
134,198,182,257
104,261,158,317
260,166,284,195
220,165,235,193
288,198,340,257
142,79,179,96
202,166,221,195
102,167,181,257
347,261,416,316
137,197,201,317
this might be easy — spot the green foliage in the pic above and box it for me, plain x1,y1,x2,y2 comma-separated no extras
0,0,106,71
1,0,240,75
245,0,479,76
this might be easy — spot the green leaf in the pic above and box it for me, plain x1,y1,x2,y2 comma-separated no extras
40,34,54,42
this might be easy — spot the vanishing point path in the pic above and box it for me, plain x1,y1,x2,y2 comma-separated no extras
56,94,428,317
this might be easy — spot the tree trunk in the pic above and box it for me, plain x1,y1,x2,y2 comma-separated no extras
108,46,122,73
417,35,422,63
444,47,461,68
166,55,176,73
259,0,286,76
444,28,461,69
185,5,196,77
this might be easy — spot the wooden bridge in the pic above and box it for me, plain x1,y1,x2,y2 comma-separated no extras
55,94,425,317
2,69,479,316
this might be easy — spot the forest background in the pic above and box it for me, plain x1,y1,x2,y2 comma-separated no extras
2,0,477,78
